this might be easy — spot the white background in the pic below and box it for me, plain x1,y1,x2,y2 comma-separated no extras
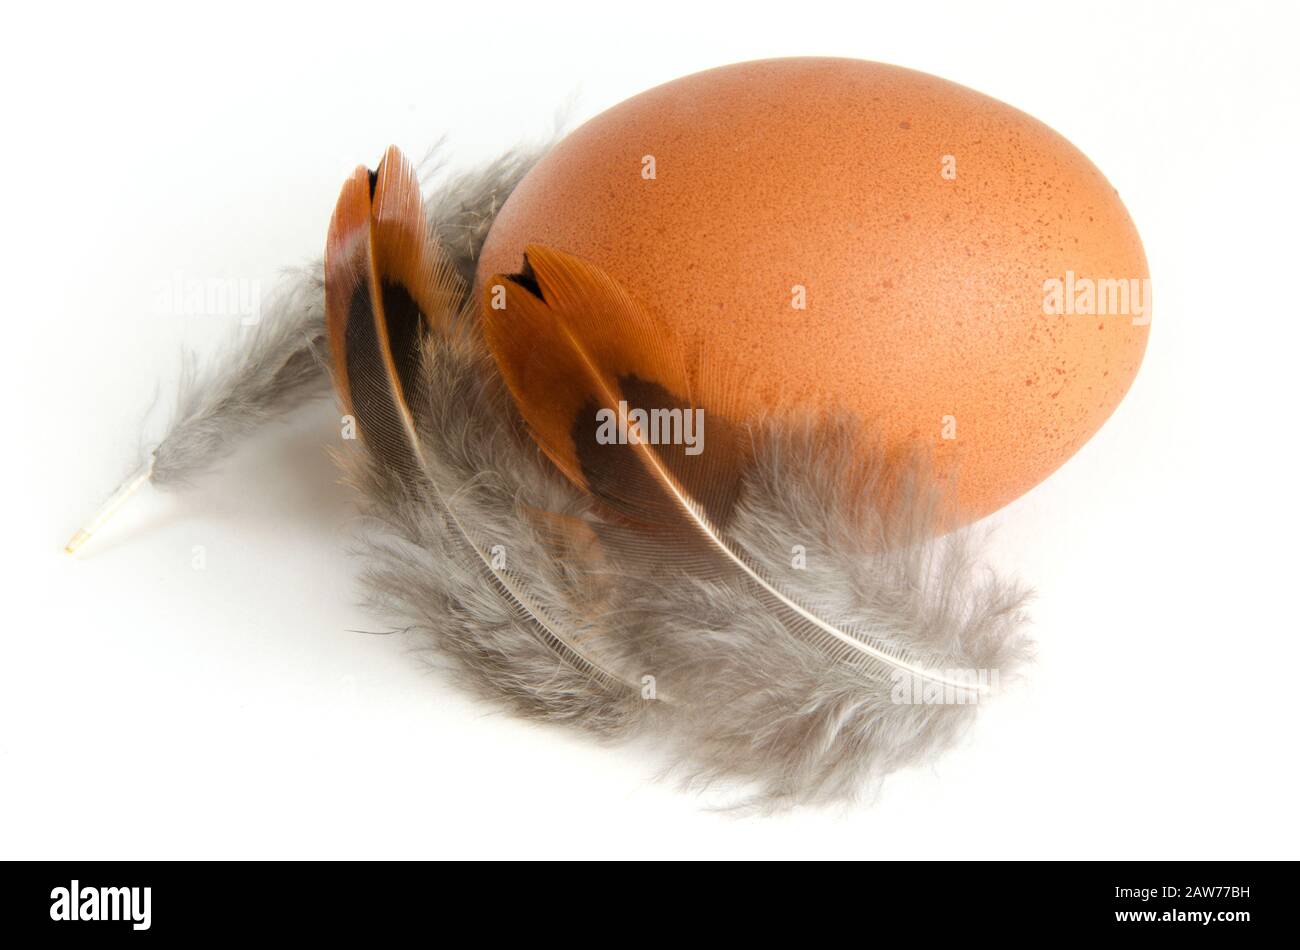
3,0,1297,859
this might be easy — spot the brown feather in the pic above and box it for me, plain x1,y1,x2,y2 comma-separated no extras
481,244,742,529
325,147,465,479
323,165,375,416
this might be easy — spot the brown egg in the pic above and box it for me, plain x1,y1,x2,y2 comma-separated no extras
477,57,1150,520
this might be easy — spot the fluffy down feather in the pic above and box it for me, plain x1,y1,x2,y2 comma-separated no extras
143,143,549,489
618,418,1033,809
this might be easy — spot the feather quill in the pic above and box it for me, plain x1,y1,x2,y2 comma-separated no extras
65,270,329,553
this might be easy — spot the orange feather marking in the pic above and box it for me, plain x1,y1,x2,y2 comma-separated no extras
323,165,375,416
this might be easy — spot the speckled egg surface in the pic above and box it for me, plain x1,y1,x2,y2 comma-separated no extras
477,57,1150,520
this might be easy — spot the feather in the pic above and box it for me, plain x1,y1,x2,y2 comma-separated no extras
481,244,1032,807
483,245,987,690
65,141,548,554
65,268,329,554
325,147,647,730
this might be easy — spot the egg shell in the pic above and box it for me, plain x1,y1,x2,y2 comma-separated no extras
477,57,1150,520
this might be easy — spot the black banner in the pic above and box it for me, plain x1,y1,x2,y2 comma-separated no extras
0,860,1286,940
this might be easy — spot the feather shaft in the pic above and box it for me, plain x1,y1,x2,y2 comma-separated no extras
63,456,155,555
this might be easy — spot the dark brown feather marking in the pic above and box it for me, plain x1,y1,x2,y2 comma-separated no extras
343,283,420,481
380,279,427,410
